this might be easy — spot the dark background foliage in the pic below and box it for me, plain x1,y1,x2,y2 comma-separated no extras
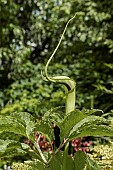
0,0,113,167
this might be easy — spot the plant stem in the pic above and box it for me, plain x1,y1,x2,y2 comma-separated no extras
66,82,76,114
91,95,94,109
34,135,48,164
48,138,69,164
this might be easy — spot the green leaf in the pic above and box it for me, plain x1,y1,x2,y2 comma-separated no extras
36,121,54,144
49,151,63,170
74,151,87,170
0,116,26,137
0,140,20,154
81,109,103,116
62,143,74,170
86,157,100,170
68,116,113,140
73,151,100,170
21,143,30,150
28,160,48,170
43,108,63,127
28,150,45,163
0,139,29,158
60,109,99,139
71,125,113,139
26,121,36,142
26,119,54,143
11,112,35,125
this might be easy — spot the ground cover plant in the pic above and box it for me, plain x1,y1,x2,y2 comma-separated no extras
0,15,113,170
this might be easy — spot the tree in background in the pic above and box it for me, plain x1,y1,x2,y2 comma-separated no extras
0,0,113,166
1,0,113,113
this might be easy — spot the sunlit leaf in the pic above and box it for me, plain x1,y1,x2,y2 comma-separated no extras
0,139,29,158
11,112,35,125
0,116,26,137
74,151,87,170
68,116,113,140
60,109,103,139
62,143,74,170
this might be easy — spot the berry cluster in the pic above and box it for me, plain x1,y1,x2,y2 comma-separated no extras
24,131,93,156
34,132,53,153
71,137,93,153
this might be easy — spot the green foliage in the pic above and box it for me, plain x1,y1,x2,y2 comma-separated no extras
0,116,26,137
61,142,74,170
0,139,29,158
26,150,100,170
1,0,113,169
74,151,87,170
68,115,113,140
60,109,103,138
1,0,113,113
10,112,35,125
0,107,113,169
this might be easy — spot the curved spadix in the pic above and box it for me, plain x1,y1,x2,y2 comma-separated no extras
42,15,76,114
